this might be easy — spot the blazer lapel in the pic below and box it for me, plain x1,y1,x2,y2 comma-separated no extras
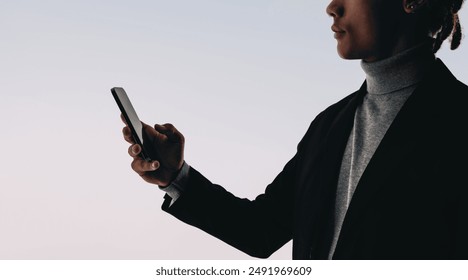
333,59,457,258
305,83,367,258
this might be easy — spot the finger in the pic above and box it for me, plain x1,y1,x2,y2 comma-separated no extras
122,126,135,144
131,158,160,175
120,114,128,125
128,144,141,158
153,123,168,134
157,123,184,142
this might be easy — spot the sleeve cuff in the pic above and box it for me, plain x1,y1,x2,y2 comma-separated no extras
158,161,190,205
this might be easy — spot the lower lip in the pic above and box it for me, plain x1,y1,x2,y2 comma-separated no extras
334,32,345,39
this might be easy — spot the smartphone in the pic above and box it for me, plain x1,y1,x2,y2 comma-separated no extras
111,87,152,161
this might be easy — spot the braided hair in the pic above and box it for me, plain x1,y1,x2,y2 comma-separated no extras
425,0,465,52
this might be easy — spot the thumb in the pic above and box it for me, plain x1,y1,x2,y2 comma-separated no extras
154,123,184,143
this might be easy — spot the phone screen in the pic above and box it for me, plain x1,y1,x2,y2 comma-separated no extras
111,87,151,161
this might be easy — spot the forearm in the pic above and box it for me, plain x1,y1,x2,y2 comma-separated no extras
161,165,294,258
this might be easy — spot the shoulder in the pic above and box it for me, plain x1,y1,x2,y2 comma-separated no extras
451,79,468,100
432,59,468,94
433,59,468,114
419,59,468,149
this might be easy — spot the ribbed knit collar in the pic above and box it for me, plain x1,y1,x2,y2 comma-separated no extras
360,39,435,95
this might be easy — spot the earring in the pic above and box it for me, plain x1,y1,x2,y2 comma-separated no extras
406,3,416,13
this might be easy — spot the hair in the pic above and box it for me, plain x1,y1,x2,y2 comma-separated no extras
424,0,465,52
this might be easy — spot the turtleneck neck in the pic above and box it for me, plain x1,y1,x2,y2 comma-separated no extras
330,39,437,259
360,39,436,95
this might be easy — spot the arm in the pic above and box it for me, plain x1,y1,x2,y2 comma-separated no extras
161,155,298,258
121,117,296,258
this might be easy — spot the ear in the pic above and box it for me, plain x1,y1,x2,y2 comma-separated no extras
403,0,428,14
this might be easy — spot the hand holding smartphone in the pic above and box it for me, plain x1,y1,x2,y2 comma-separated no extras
112,87,185,186
111,87,152,161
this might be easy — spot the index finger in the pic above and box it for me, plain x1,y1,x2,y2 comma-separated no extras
120,114,128,125
122,126,135,144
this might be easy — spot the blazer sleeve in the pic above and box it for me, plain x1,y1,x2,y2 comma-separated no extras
161,152,299,258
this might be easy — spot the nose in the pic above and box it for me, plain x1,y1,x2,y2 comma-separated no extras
326,0,343,18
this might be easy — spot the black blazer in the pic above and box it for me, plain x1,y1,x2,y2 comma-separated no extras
162,59,468,259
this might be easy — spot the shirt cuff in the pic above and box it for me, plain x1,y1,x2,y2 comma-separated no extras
158,161,190,205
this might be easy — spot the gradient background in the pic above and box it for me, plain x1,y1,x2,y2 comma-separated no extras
1,0,467,259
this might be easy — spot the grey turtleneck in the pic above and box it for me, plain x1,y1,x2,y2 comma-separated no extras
328,41,435,259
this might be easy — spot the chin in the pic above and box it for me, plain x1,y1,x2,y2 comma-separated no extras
337,48,361,60
337,45,373,61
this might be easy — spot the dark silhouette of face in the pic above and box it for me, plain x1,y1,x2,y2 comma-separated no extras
326,0,409,62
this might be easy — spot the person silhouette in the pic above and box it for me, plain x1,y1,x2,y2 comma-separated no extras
121,0,468,259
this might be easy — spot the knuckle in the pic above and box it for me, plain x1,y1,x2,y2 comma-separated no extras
131,160,145,175
122,126,130,135
130,159,138,171
141,161,151,171
164,123,175,129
